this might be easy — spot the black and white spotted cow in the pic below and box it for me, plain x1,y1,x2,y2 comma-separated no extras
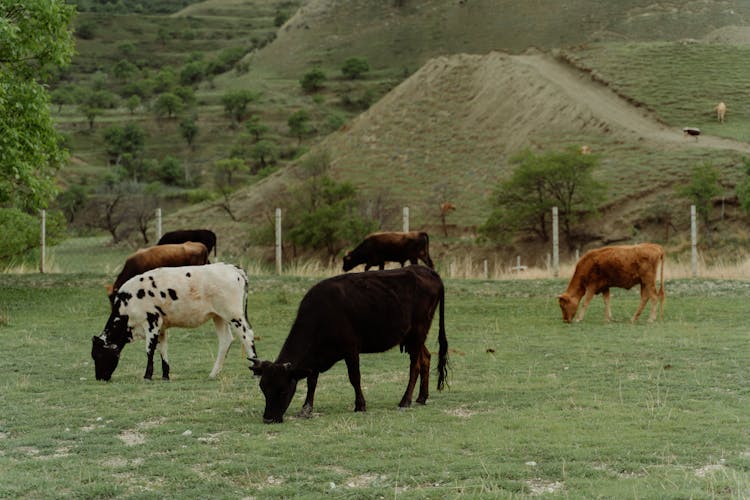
91,262,256,381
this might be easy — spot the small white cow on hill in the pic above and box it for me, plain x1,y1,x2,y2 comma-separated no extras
92,263,257,381
716,101,727,123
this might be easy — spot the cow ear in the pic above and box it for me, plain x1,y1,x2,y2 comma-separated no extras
557,294,568,302
248,358,267,377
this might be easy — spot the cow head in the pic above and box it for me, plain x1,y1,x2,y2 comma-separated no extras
250,359,311,423
342,252,355,272
91,314,131,381
557,293,579,323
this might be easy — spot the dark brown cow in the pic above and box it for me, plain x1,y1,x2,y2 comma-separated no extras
250,265,448,423
107,242,209,304
342,231,434,271
558,243,665,323
157,229,217,257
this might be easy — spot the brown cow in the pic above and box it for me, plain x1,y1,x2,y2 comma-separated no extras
106,242,209,304
558,243,665,323
342,231,434,271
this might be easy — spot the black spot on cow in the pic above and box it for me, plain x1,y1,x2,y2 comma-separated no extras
168,288,178,301
146,311,160,332
137,289,146,299
160,291,166,298
148,290,154,297
139,277,144,282
115,291,133,308
155,306,166,316
231,319,242,328
186,272,191,278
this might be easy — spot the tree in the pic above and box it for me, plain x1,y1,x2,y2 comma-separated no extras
221,90,259,126
125,95,141,114
287,151,375,258
481,147,605,248
153,92,183,119
245,115,268,141
56,184,88,224
103,123,146,167
288,109,311,145
679,161,721,239
112,59,138,82
214,158,248,220
250,140,278,173
0,0,75,210
300,68,326,92
179,116,199,150
341,57,370,79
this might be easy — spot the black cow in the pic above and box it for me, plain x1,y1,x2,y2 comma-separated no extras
157,229,217,257
250,265,448,424
342,231,434,271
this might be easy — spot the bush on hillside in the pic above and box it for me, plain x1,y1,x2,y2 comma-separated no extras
0,208,66,262
341,57,370,80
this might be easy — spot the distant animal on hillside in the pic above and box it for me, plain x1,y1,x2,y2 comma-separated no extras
342,231,434,271
579,145,592,155
250,265,448,423
715,101,727,123
92,263,256,382
683,127,701,141
439,202,456,237
157,229,217,257
107,242,209,304
558,243,665,323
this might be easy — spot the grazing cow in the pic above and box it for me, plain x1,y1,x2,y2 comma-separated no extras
107,242,208,304
715,101,727,123
342,231,434,271
157,229,217,257
92,263,256,381
558,243,665,323
250,266,448,423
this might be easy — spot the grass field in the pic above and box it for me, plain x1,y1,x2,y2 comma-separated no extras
2,256,750,497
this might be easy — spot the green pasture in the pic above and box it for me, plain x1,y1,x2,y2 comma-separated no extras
1,258,749,497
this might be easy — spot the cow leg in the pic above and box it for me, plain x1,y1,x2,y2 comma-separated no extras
415,344,431,405
230,316,256,361
378,263,385,270
574,289,596,322
633,284,656,323
345,356,366,412
299,373,319,418
144,331,159,380
602,289,612,322
209,317,233,378
399,349,421,408
157,331,170,380
422,253,435,269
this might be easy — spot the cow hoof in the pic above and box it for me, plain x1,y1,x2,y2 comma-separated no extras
354,406,366,412
161,376,170,381
416,398,427,405
298,406,313,419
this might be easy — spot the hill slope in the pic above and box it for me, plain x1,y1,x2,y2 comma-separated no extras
174,50,748,255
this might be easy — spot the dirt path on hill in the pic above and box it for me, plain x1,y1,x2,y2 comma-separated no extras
515,53,750,154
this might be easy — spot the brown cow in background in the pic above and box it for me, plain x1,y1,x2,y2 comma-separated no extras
342,231,434,271
106,242,209,304
558,243,665,323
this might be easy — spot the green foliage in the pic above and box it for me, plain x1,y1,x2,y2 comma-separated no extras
288,151,375,256
0,208,65,262
0,0,75,211
341,57,370,79
678,161,722,230
153,92,183,119
103,123,146,166
300,68,327,93
125,94,141,114
179,60,205,87
221,90,259,125
287,109,311,144
736,158,750,217
55,184,89,223
157,155,183,185
481,147,605,247
179,116,199,148
250,140,278,173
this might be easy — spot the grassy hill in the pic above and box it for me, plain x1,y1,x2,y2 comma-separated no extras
52,0,750,265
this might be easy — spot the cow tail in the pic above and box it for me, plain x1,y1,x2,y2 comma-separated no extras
658,250,666,320
436,281,449,391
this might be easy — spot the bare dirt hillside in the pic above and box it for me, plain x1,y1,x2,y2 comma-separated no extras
174,50,750,254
